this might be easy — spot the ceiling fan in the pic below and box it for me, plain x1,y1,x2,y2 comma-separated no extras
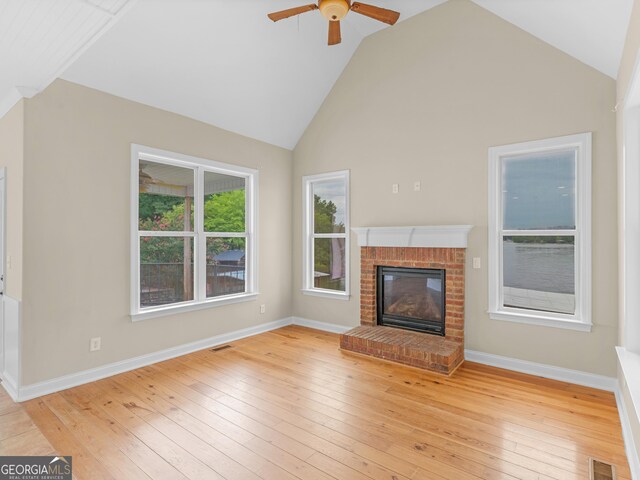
139,166,158,192
267,0,400,46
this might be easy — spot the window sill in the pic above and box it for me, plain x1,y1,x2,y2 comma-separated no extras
489,309,592,332
616,346,640,418
301,289,350,301
131,292,258,322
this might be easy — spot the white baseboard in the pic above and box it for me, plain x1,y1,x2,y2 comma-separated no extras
9,316,356,402
464,349,617,392
15,317,292,402
1,371,19,402
614,386,640,480
292,316,353,334
616,347,640,480
467,349,639,477
1,295,21,400
292,323,619,392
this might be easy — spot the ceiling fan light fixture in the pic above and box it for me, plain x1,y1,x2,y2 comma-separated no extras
319,0,350,21
267,0,399,46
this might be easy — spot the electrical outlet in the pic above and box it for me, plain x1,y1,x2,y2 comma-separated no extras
414,181,421,192
392,183,399,194
260,304,266,314
473,257,481,269
90,337,101,352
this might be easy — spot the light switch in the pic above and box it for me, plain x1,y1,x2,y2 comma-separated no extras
473,257,481,269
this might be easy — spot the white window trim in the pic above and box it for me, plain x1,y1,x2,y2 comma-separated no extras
130,144,258,321
488,133,592,332
302,170,350,300
616,49,640,476
622,102,640,355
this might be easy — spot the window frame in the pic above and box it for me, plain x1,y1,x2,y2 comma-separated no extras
488,133,592,331
623,103,640,354
130,144,258,321
302,170,350,300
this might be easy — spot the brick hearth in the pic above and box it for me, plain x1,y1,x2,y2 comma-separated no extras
340,246,466,375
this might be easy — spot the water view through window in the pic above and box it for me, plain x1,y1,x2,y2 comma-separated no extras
501,150,577,315
502,150,576,230
502,236,575,314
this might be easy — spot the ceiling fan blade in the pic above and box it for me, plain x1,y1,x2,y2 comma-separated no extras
328,20,341,45
267,4,318,22
350,2,400,25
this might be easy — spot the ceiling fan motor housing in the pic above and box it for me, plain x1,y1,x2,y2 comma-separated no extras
319,0,350,21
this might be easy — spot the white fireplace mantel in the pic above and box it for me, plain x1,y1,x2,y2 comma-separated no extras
351,225,473,248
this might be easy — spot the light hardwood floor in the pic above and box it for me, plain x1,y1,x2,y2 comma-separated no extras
0,325,631,479
0,382,55,457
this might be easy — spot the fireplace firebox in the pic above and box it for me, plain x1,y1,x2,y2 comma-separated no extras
377,266,445,336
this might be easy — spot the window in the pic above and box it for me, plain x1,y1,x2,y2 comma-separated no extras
131,145,257,320
488,133,591,331
302,171,350,299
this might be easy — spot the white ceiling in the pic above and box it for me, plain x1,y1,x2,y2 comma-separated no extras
0,0,634,150
472,0,633,80
61,0,447,149
0,0,135,117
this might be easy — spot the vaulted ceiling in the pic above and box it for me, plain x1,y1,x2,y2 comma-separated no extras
0,0,134,116
0,0,633,149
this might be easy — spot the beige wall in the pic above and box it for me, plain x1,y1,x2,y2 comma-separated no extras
0,100,24,300
5,0,623,383
293,0,619,376
20,80,292,384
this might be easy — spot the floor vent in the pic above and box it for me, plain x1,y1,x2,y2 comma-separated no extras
590,458,616,480
210,345,232,352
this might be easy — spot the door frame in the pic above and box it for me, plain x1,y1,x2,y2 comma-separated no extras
0,168,6,375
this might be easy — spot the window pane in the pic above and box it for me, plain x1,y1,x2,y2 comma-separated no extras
139,161,194,231
313,180,346,233
314,238,346,291
204,172,245,233
503,235,575,314
206,237,246,298
140,236,194,307
502,150,576,230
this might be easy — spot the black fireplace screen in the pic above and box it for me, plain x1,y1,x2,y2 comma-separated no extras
377,266,445,336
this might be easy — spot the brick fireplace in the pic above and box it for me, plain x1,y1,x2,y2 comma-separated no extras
340,226,472,375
